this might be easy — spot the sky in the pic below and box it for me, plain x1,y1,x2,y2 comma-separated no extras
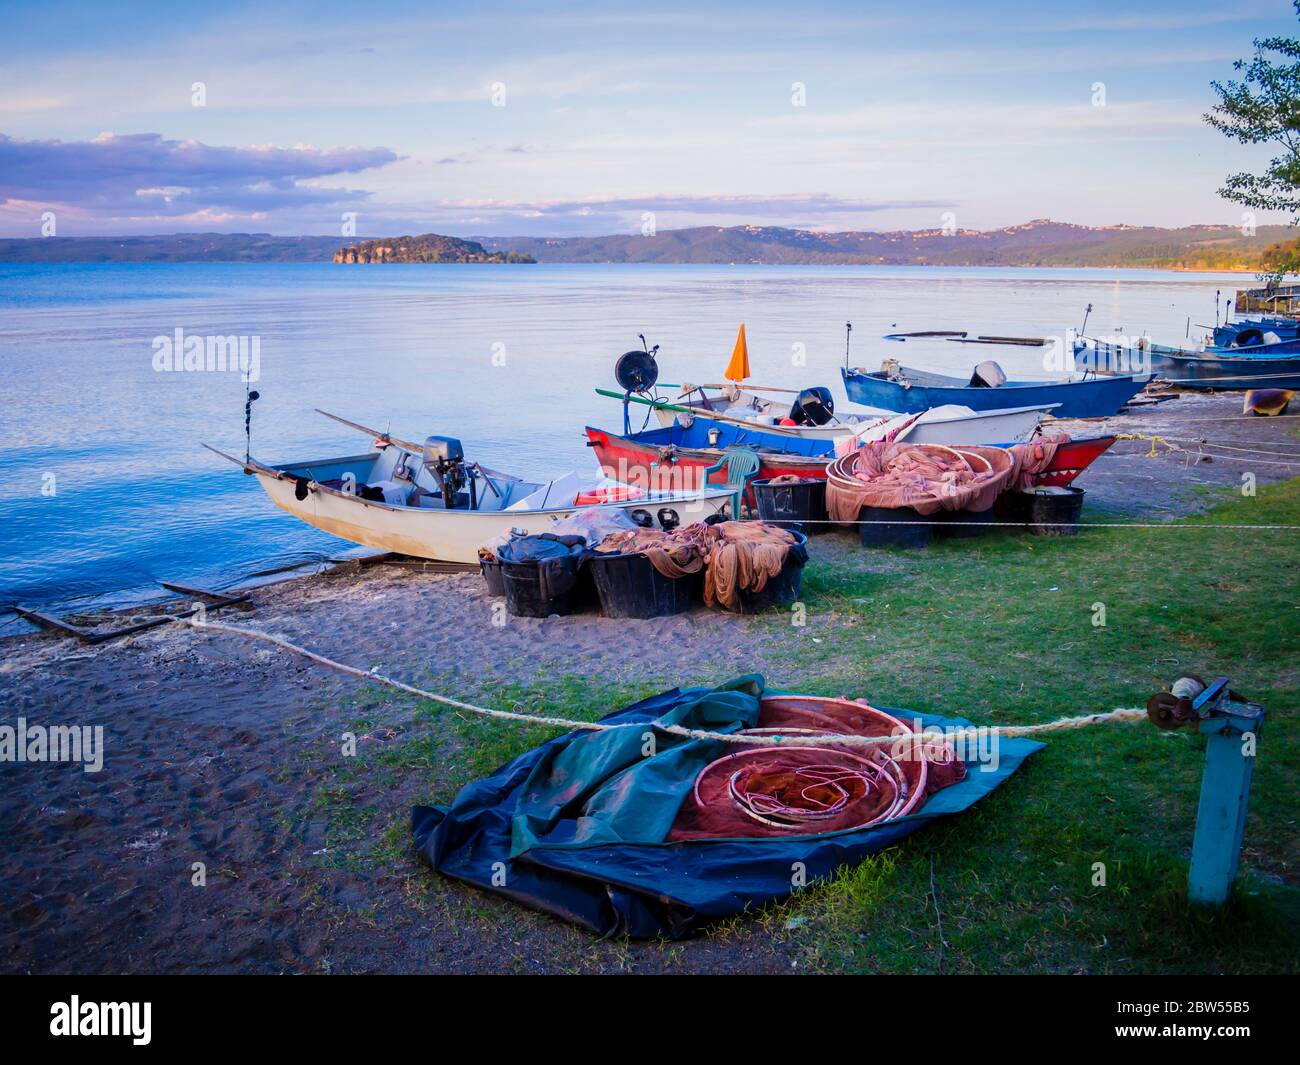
0,0,1295,238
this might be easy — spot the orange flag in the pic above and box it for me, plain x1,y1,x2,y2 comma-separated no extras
723,323,750,382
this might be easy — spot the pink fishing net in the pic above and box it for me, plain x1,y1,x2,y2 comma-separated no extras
1006,433,1068,490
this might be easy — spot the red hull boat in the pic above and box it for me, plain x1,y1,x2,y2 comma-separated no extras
585,426,1115,500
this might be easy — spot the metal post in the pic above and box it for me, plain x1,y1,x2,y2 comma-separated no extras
1186,683,1264,906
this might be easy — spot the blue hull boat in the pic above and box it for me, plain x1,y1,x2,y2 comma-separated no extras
841,364,1147,418
1078,344,1300,391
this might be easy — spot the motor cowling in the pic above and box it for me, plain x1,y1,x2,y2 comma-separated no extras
788,386,835,426
423,435,464,466
969,360,1007,388
423,435,468,506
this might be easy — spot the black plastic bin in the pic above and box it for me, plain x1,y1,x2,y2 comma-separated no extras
732,532,809,613
498,535,595,617
997,486,1086,536
480,558,505,596
857,505,934,548
935,508,992,540
752,477,828,534
589,551,699,619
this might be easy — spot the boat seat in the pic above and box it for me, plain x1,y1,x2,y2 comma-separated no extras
410,486,473,510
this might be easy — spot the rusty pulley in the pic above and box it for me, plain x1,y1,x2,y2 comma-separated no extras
1145,673,1207,730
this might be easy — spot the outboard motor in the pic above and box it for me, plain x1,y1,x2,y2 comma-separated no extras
422,435,473,509
788,386,835,426
969,360,1007,388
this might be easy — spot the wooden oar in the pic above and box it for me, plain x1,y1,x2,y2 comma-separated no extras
593,388,814,437
689,383,801,394
314,409,424,453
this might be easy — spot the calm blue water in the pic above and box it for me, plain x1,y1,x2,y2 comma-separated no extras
0,262,1249,627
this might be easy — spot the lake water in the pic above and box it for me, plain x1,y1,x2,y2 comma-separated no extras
0,261,1250,628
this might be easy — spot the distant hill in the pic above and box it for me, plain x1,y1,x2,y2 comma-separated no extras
477,220,1294,270
0,220,1290,268
0,231,534,264
0,233,343,262
333,233,533,263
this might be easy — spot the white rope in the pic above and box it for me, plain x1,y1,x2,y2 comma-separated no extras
775,518,1300,529
1192,414,1300,421
1137,437,1300,460
1106,451,1300,468
172,615,1147,748
1159,371,1300,385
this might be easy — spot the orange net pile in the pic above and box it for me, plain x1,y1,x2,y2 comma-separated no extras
700,521,797,610
595,520,800,612
594,525,708,577
826,441,1015,522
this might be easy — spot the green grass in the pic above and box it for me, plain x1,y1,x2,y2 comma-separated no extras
300,480,1299,973
765,481,1300,973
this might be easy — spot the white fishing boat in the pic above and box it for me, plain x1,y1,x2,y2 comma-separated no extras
206,411,732,564
838,402,1058,448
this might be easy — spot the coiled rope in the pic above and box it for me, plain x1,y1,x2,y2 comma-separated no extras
168,615,1148,748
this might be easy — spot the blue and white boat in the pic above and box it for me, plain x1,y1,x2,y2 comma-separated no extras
841,363,1147,419
1077,339,1300,391
1212,316,1300,349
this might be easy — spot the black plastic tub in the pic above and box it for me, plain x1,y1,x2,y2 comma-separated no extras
501,561,596,617
998,486,1086,536
480,558,505,596
752,477,828,534
857,505,934,548
936,508,991,540
498,535,595,617
588,551,699,619
732,532,809,613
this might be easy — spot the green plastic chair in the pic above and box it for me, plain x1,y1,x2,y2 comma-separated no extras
702,446,761,520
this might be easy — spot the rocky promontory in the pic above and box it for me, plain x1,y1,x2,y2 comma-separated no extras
334,233,534,263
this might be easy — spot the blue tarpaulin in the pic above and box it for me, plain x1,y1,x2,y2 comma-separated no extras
412,676,1043,938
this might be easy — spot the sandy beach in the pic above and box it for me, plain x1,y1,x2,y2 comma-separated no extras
1,390,1295,974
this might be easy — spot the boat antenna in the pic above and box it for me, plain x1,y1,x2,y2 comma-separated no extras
1079,303,1092,335
243,380,260,469
844,320,852,370
639,333,648,352
1215,289,1221,327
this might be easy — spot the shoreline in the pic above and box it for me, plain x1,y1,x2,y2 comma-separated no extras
0,387,1283,636
0,258,1266,272
2,390,1297,973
